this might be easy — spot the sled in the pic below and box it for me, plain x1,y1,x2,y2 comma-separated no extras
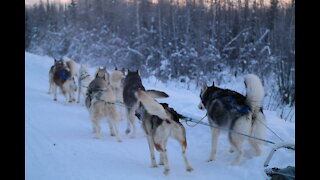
264,142,295,180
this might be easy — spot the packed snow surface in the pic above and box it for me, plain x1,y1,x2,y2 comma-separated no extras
25,52,295,180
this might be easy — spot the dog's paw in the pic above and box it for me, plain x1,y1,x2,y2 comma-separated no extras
93,136,101,139
229,161,240,166
186,167,194,172
163,168,170,175
129,134,136,138
110,133,115,136
159,162,164,166
207,157,215,162
228,148,234,153
125,129,130,134
151,164,158,168
117,139,123,142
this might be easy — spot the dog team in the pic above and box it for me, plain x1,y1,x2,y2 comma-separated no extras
48,57,266,174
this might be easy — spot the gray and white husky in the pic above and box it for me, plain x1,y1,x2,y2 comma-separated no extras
198,74,266,165
123,70,169,138
86,67,122,142
135,102,194,175
50,59,76,103
77,64,93,103
85,67,109,109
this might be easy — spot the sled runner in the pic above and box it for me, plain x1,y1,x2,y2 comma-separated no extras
264,142,295,180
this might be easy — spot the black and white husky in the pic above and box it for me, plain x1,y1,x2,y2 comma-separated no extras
123,70,169,138
135,102,194,175
198,74,266,165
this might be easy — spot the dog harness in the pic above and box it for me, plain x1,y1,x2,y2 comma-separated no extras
58,71,69,81
217,96,250,114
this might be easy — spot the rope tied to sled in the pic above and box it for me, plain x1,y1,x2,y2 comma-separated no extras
180,114,276,145
183,114,207,127
86,90,282,144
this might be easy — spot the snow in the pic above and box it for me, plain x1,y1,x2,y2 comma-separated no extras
25,52,295,180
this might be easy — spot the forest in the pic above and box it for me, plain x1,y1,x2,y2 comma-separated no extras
25,0,295,120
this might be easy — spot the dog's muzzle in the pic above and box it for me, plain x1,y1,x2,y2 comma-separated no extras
198,102,205,110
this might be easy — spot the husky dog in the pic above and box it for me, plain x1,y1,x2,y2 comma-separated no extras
123,70,169,138
135,102,194,175
87,67,122,142
77,64,93,103
198,74,266,165
48,59,64,94
110,68,126,120
51,59,76,103
85,66,109,109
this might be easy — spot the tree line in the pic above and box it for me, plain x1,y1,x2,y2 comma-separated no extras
25,0,295,108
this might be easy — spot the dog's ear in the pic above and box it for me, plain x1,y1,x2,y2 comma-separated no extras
201,82,207,89
54,59,57,63
211,81,215,87
121,67,126,74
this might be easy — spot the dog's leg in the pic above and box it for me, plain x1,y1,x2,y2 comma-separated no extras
69,87,74,103
113,122,122,142
181,142,194,172
53,84,57,101
176,133,193,172
70,81,76,102
127,108,137,138
208,127,220,162
48,82,52,94
228,146,235,153
159,153,164,165
107,120,115,136
162,149,170,175
125,108,131,135
153,125,170,174
249,111,265,156
91,114,101,139
228,116,251,166
146,135,157,167
77,87,82,103
248,139,262,156
108,106,122,142
229,134,245,166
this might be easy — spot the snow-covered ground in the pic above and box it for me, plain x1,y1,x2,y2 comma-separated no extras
25,52,295,180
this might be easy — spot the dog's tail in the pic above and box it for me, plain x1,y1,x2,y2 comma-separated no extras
65,58,79,78
135,90,169,120
244,74,264,112
146,90,169,99
245,74,266,145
